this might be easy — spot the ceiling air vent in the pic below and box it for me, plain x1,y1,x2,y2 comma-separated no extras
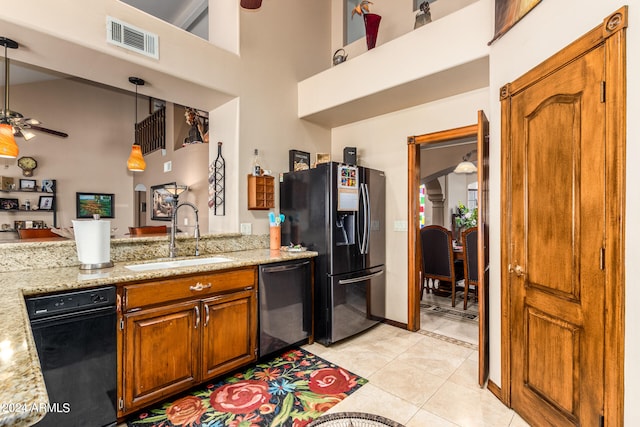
107,16,159,59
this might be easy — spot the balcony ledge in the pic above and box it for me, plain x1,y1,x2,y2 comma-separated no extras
298,0,492,128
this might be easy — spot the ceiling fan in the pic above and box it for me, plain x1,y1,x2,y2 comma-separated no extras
0,36,68,140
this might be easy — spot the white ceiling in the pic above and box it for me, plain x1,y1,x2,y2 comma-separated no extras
120,0,208,40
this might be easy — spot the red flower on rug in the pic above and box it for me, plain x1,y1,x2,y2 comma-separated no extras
165,396,207,427
127,348,367,427
209,380,271,414
309,367,358,395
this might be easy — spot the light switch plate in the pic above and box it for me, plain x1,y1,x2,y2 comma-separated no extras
240,223,252,235
163,161,172,172
393,220,408,232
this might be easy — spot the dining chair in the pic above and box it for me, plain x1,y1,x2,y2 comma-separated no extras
17,228,61,239
420,225,464,306
128,225,168,236
461,226,479,310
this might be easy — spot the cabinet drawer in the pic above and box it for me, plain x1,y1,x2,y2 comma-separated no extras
123,267,256,311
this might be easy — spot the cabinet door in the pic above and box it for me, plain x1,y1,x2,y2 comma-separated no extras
123,300,200,413
201,289,257,380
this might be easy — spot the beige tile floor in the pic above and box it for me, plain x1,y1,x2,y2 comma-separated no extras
121,293,530,427
304,323,531,426
420,291,479,345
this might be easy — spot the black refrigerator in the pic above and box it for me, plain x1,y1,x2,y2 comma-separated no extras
280,161,385,345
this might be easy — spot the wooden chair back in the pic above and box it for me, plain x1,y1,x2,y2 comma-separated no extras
128,225,167,236
420,225,464,306
461,226,479,310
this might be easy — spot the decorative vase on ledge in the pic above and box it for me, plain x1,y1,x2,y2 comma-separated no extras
363,13,382,50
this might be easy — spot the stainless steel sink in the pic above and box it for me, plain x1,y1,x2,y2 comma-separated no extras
124,256,233,272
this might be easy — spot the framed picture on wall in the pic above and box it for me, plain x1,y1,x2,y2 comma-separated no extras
19,179,36,191
151,183,175,221
76,193,115,218
289,150,311,172
38,195,54,211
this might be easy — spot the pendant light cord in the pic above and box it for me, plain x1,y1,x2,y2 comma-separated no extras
134,82,138,146
2,42,8,119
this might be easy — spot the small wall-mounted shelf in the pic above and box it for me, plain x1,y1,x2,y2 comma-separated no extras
247,175,275,210
0,178,57,233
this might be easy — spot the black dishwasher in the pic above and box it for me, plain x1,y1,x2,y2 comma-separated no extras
26,286,117,427
259,260,312,357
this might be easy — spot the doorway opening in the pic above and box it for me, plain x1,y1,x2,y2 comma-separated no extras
407,111,489,386
418,139,478,345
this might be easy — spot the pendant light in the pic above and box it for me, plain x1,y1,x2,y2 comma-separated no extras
126,77,146,172
240,0,263,9
453,150,477,174
0,37,19,159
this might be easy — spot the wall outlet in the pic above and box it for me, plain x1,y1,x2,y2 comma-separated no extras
163,161,172,172
240,223,252,235
393,220,408,232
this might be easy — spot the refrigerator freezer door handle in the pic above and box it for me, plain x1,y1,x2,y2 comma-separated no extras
364,183,372,254
358,183,368,255
338,269,384,285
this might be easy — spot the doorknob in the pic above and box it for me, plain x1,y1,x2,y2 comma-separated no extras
508,263,525,277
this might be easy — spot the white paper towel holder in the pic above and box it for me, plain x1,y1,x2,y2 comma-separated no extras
73,215,114,270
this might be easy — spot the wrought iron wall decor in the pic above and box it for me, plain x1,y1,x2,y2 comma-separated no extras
209,141,225,215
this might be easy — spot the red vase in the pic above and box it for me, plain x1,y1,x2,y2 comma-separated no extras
240,0,262,9
363,13,382,50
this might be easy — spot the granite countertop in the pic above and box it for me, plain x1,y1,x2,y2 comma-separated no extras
0,247,316,427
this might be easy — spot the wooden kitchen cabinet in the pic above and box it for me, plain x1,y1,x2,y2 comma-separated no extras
123,300,200,411
247,174,275,210
118,267,257,416
201,289,256,380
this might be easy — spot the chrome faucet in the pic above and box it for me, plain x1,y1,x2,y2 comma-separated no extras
169,201,200,258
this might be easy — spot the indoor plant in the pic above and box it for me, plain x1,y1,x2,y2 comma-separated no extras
351,1,382,50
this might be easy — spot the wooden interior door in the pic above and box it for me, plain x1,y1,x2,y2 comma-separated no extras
501,8,626,426
476,111,489,387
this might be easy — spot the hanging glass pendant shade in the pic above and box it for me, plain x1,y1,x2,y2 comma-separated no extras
0,37,18,158
0,122,18,158
127,144,146,172
240,0,262,9
127,77,146,172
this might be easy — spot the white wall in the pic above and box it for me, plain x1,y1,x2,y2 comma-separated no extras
208,98,240,233
488,0,639,422
331,88,490,322
236,0,332,235
2,78,135,235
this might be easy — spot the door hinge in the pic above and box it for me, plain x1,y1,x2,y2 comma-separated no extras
600,414,604,427
601,81,606,103
118,398,124,410
119,318,124,331
600,247,605,270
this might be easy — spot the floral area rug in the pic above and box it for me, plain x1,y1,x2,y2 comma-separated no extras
127,348,367,427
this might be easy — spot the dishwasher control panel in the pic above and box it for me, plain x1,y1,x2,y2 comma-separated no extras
25,286,116,319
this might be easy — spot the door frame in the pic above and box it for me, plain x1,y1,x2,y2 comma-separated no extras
499,7,626,426
407,110,489,386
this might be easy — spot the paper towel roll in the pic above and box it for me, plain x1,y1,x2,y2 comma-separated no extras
72,219,112,266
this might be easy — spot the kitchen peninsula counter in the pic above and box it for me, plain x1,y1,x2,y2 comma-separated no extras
0,234,316,427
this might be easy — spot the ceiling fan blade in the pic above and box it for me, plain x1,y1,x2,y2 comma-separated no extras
18,129,37,141
24,118,41,126
30,125,68,138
